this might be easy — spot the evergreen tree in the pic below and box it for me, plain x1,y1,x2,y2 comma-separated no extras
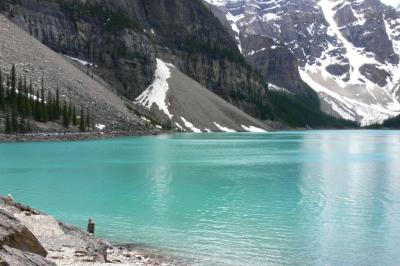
5,76,9,100
72,104,77,126
19,117,26,133
40,78,48,122
0,70,4,111
28,81,34,116
1,63,92,134
10,64,16,101
55,87,60,118
17,76,23,112
62,101,70,128
26,120,32,132
80,107,85,132
86,108,90,131
5,111,11,134
11,108,17,133
47,91,53,121
68,101,72,125
34,91,40,121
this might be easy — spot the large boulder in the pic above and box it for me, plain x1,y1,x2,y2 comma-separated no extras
0,209,47,257
0,246,55,266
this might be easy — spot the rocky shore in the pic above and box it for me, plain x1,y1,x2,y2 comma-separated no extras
0,196,183,265
0,130,173,143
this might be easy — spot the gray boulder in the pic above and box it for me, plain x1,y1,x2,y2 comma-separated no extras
0,209,47,257
0,246,55,266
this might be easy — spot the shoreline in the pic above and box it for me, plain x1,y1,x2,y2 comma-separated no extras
1,128,396,143
0,195,184,265
0,130,174,143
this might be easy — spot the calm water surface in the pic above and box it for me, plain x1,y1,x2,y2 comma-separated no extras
1,131,400,265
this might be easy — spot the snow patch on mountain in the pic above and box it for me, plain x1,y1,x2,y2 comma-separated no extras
319,0,376,85
181,117,202,133
226,12,244,53
299,69,400,125
380,0,400,9
135,58,174,119
213,122,236,132
241,125,267,132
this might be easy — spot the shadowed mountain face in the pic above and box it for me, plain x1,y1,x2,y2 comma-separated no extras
205,0,400,125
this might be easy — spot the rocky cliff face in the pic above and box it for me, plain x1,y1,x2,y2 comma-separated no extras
205,0,321,107
2,0,266,105
204,0,400,124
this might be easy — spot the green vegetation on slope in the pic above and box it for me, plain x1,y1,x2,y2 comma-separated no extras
60,0,143,32
264,91,359,128
230,85,359,128
0,65,92,134
382,115,400,128
366,115,400,129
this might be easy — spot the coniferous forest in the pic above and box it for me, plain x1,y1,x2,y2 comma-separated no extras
0,65,92,134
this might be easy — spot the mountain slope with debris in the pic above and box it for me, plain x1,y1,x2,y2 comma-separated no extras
0,14,144,132
135,59,270,132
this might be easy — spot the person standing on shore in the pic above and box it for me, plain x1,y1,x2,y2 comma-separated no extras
87,218,95,235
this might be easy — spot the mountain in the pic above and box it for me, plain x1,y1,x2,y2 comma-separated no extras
0,0,276,133
0,0,357,132
204,0,400,125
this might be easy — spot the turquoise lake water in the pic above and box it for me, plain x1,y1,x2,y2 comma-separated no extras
1,131,400,265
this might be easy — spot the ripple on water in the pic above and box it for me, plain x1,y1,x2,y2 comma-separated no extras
1,131,400,265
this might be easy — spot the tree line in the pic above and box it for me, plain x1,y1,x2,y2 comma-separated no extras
0,65,92,134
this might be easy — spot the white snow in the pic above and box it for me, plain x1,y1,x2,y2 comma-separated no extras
319,0,377,85
262,13,280,21
213,122,236,132
203,0,230,6
380,0,400,9
181,117,202,133
299,69,400,125
65,55,94,66
140,116,151,122
241,125,267,132
175,122,185,131
269,83,292,94
226,12,244,53
135,59,174,119
247,47,266,56
95,124,106,130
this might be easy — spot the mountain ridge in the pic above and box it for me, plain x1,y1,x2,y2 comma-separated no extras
1,0,358,132
205,0,400,125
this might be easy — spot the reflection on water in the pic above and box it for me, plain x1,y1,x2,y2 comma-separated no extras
299,131,400,264
1,131,400,265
